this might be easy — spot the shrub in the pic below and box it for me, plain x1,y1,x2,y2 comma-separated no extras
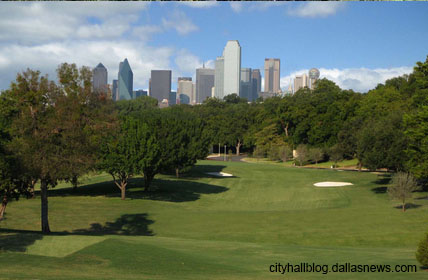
294,145,309,166
309,147,324,164
416,233,428,268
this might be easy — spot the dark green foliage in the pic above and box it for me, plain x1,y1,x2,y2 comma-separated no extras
98,115,160,197
158,107,210,178
416,233,428,268
356,115,407,171
404,106,428,180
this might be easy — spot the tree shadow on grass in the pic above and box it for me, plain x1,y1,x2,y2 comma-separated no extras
46,165,229,202
371,174,392,194
0,213,154,252
393,203,422,210
72,213,154,236
0,232,43,252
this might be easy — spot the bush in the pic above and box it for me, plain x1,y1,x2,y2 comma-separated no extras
416,233,428,268
267,145,281,161
309,147,324,164
328,144,344,167
294,144,309,166
253,146,266,159
278,145,292,163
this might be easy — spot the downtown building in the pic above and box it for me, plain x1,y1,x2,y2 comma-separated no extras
177,77,193,104
294,73,309,93
251,69,261,101
150,70,172,104
214,40,241,99
93,63,108,94
240,68,252,101
196,66,215,103
117,58,133,100
264,58,281,93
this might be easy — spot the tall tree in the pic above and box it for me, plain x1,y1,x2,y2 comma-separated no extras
6,64,115,233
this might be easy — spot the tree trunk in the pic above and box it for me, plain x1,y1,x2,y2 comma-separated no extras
358,161,362,172
218,143,220,156
144,173,153,192
121,183,126,200
0,194,8,220
40,180,50,234
402,200,406,212
285,122,289,138
71,175,78,190
30,179,36,198
175,168,179,178
236,141,241,156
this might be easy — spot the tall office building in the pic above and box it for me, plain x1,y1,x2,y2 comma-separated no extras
214,56,224,99
251,69,261,101
196,67,215,103
294,73,309,93
117,58,133,100
150,70,172,103
264,58,280,93
240,68,252,101
308,68,320,90
112,79,118,101
223,40,241,97
192,83,196,104
93,63,108,94
177,77,193,105
169,91,177,106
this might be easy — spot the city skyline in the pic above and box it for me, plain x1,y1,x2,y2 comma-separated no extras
0,2,428,93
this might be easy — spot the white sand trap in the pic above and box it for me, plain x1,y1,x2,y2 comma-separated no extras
314,182,353,187
206,172,233,177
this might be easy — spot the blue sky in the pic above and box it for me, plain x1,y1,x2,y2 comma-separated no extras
0,1,427,93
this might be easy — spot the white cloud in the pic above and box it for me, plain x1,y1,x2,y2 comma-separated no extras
162,10,199,35
287,2,345,18
0,2,148,43
0,41,174,91
280,67,413,93
132,25,164,40
178,1,219,8
230,2,243,13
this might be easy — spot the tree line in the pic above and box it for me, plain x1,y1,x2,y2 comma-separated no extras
0,56,427,233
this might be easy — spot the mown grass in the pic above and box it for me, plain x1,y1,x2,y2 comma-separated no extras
0,160,427,279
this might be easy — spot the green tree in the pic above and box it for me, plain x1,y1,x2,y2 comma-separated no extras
6,65,114,233
388,172,420,212
158,107,209,178
416,233,428,268
404,106,428,180
99,115,160,198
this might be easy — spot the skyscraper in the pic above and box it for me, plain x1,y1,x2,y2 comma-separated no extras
308,68,320,90
93,63,108,94
117,58,133,100
240,68,252,101
223,40,241,97
251,69,261,101
177,77,193,105
196,67,215,103
264,58,280,93
112,79,118,101
214,56,224,99
150,70,172,103
294,73,309,93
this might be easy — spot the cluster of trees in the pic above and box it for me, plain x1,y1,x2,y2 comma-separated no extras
0,64,209,233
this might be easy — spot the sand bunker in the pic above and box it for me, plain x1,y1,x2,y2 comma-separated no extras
206,172,233,177
314,182,353,187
